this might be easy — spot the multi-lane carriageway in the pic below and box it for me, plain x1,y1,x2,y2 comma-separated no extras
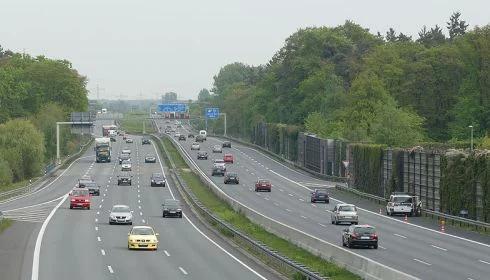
0,120,279,280
159,120,490,280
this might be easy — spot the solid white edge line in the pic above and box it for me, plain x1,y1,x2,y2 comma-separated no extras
171,136,419,280
153,132,268,280
1,155,93,206
31,194,68,280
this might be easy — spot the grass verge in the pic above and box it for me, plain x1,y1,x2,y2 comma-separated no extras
160,136,359,280
120,112,155,134
0,219,13,234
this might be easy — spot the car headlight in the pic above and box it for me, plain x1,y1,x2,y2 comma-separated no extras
177,208,182,211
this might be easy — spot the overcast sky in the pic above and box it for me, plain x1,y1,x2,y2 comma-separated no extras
1,0,488,100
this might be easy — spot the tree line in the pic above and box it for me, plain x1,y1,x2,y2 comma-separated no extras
0,47,88,186
197,12,489,147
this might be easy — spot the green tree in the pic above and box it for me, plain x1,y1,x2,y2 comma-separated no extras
0,119,45,180
197,88,211,102
447,12,469,40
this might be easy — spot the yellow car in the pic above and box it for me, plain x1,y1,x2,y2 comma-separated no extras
127,226,159,250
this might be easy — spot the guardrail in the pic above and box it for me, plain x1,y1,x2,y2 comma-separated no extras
153,127,418,280
150,132,327,280
0,138,93,202
335,184,490,232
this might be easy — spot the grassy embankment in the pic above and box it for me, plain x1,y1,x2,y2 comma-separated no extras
0,219,13,234
120,112,155,134
159,137,359,280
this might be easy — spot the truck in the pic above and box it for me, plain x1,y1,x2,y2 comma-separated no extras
95,137,111,163
386,192,422,217
102,125,118,137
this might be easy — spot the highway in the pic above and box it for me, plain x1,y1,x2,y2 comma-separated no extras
0,119,278,280
161,121,490,280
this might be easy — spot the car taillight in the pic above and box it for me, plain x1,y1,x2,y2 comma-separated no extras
371,234,378,240
70,199,75,202
85,199,90,202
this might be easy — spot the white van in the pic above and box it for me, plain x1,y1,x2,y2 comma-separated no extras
199,130,207,140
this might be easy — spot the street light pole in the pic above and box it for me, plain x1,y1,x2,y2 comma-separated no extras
220,113,227,136
469,125,474,152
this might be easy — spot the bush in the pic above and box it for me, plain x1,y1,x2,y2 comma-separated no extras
0,157,13,186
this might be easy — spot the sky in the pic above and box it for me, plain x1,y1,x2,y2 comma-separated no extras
0,0,488,100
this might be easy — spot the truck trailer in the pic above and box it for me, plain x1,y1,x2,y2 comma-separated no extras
102,125,118,137
95,137,111,163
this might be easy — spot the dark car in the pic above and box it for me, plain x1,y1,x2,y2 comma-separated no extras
197,151,208,160
212,166,225,176
119,153,130,164
178,135,186,141
162,199,183,218
222,141,231,148
255,179,271,192
188,133,194,138
145,155,156,163
110,136,117,142
78,177,100,196
142,138,151,145
310,189,329,203
196,135,205,142
342,225,378,249
150,173,166,187
224,172,239,184
117,174,132,186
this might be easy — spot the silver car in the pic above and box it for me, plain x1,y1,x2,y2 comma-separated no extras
109,205,133,225
212,145,222,153
331,204,358,225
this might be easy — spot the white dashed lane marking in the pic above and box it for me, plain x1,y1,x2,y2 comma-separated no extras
101,249,106,256
413,258,431,266
164,250,170,256
107,265,114,273
394,233,407,239
179,267,188,275
431,245,447,251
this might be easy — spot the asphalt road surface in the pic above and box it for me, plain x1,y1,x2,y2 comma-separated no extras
162,121,490,280
0,119,279,280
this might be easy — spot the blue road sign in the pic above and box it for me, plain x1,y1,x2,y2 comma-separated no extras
205,108,220,119
158,103,188,113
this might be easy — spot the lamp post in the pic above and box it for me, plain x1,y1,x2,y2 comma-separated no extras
469,125,474,152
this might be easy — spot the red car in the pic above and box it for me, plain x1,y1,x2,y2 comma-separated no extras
255,179,271,192
223,153,234,163
69,188,91,209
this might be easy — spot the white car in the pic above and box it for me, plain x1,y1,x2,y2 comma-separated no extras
212,145,222,153
126,138,134,143
213,159,226,171
331,204,359,225
191,143,200,150
121,160,132,171
175,133,181,138
122,149,131,154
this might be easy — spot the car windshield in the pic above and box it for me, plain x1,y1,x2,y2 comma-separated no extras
315,190,327,195
214,159,224,164
214,145,220,149
152,173,163,179
131,227,154,235
164,200,180,207
146,155,154,158
121,154,130,159
339,205,356,212
353,227,375,234
259,180,270,184
122,160,130,164
227,173,237,177
84,182,97,188
71,189,89,196
393,196,412,203
112,206,130,212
